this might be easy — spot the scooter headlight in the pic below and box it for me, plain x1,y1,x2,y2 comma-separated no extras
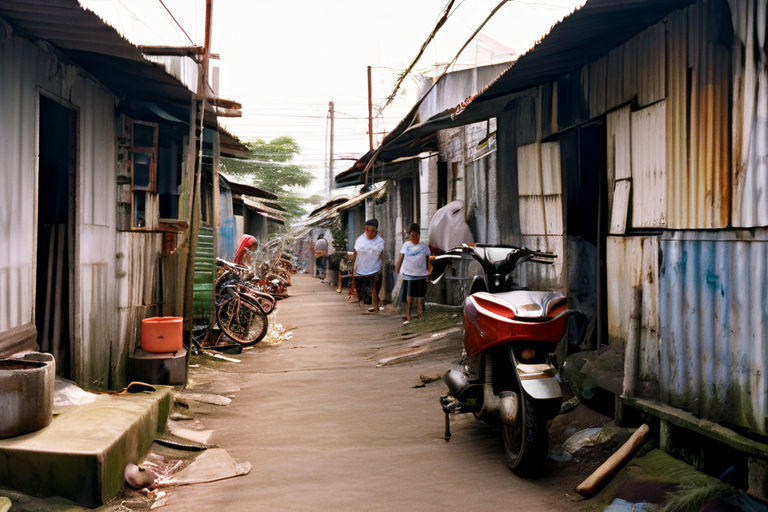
521,348,536,361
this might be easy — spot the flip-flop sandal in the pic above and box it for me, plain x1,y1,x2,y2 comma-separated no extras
367,308,376,312
402,320,410,325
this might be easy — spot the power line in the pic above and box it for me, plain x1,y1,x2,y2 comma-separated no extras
157,0,195,45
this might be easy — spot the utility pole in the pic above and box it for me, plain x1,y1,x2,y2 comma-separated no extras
183,0,213,340
328,100,334,199
367,66,373,151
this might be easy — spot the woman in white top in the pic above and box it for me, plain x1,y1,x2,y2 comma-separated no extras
395,223,431,324
351,218,385,312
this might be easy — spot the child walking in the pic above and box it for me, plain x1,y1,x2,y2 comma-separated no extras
395,223,431,325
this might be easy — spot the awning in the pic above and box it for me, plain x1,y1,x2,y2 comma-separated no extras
220,174,278,200
243,198,286,220
0,0,250,157
307,197,350,218
336,186,386,210
336,0,696,186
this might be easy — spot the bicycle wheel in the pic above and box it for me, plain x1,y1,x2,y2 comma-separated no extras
216,294,268,346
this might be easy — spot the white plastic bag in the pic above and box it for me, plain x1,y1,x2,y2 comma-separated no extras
427,200,474,253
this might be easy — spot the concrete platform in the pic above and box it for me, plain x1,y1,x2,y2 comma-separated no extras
0,386,173,507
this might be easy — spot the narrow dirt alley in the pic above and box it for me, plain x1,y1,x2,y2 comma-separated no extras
159,274,590,511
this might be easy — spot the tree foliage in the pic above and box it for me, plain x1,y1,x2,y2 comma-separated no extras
220,136,316,221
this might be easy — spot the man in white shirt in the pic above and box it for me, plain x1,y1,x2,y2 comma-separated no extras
351,218,385,313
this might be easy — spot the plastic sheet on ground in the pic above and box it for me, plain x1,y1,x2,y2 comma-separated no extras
166,420,214,445
53,377,98,410
603,498,652,511
153,449,251,487
563,427,604,454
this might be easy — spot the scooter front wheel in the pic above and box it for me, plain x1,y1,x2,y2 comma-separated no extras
501,391,549,476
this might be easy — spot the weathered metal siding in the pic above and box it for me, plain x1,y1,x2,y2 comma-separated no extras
74,80,117,390
1,29,118,387
636,21,666,108
730,0,768,227
606,236,660,383
665,0,732,229
0,32,36,337
116,232,162,386
517,142,565,291
606,105,632,234
631,101,668,228
659,231,768,435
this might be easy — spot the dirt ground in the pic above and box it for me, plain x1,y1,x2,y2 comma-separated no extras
129,273,623,512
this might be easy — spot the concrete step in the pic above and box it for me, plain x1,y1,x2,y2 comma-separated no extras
0,386,173,507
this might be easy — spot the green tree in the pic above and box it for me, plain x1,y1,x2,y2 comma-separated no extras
221,136,316,222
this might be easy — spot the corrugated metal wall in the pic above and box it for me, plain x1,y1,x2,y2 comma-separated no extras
517,142,565,290
659,231,768,435
606,236,660,383
666,0,732,229
0,30,118,388
115,232,162,386
631,101,667,228
730,0,768,228
0,34,36,337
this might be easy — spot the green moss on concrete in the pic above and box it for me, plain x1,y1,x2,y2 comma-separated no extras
0,387,173,507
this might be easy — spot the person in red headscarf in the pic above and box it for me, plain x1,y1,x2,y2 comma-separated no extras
233,235,257,266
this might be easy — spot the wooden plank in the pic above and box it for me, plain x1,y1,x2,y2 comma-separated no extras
622,396,768,457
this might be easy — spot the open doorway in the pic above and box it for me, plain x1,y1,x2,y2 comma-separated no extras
35,94,76,378
560,122,607,348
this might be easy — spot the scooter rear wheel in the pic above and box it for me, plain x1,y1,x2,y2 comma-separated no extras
501,391,549,476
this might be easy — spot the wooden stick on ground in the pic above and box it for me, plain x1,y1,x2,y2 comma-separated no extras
575,423,651,497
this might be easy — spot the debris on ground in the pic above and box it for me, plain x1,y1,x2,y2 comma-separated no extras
124,464,157,490
153,449,251,487
174,392,232,407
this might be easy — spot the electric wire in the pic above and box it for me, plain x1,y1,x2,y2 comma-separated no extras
157,0,195,45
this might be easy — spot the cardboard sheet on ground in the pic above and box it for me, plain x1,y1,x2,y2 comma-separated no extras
166,420,214,445
154,449,251,487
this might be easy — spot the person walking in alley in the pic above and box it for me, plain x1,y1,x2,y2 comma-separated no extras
351,218,385,313
314,234,329,281
395,223,431,325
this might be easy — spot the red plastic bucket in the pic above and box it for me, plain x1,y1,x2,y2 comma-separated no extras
141,317,183,353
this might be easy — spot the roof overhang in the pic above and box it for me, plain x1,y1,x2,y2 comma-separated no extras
336,0,696,186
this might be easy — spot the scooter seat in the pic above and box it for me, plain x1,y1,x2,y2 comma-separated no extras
484,290,566,318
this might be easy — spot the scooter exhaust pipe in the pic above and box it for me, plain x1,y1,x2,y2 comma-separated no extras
442,369,470,395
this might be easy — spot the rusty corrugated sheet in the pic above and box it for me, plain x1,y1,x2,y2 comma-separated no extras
636,21,666,107
659,231,768,435
730,0,768,228
631,101,667,227
606,236,660,383
666,0,731,229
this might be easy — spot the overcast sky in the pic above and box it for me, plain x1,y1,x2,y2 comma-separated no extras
81,0,585,197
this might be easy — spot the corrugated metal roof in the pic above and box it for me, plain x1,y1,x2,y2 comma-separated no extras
337,0,696,186
220,174,278,200
0,0,250,156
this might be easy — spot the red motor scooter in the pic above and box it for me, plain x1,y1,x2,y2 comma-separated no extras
432,244,582,476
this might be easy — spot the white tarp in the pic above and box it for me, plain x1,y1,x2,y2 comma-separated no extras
427,201,474,252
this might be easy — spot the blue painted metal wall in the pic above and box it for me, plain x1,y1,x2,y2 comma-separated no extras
659,231,768,435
